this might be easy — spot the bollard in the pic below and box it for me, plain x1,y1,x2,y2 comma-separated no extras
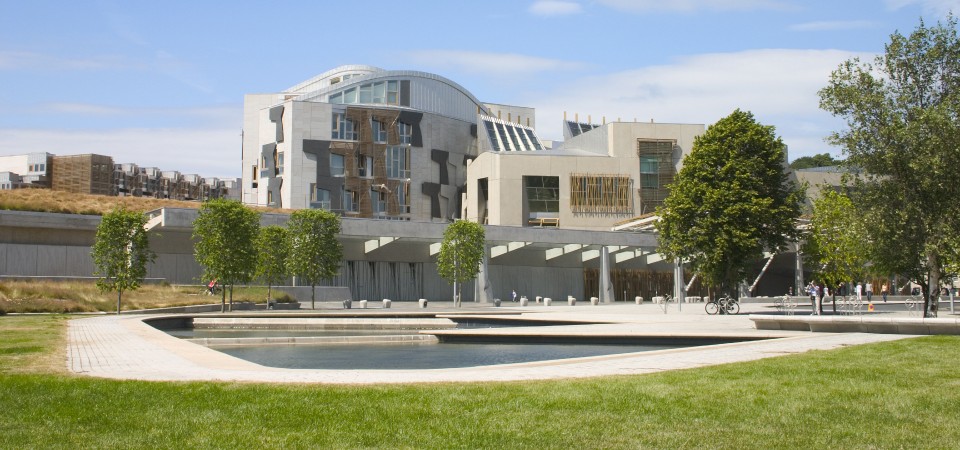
419,298,428,308
568,297,576,306
520,296,529,307
544,297,552,306
383,299,392,309
343,299,352,309
359,300,368,309
635,296,643,304
493,298,501,307
536,296,543,304
590,296,599,305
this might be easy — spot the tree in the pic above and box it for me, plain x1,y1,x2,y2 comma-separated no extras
802,189,871,291
789,153,844,170
437,220,485,307
286,209,343,308
193,199,260,312
92,207,155,314
819,17,960,317
255,225,290,303
657,109,804,298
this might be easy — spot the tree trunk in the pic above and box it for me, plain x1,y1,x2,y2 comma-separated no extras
311,284,316,309
116,289,122,315
220,287,226,313
267,284,272,303
229,285,234,312
925,251,940,318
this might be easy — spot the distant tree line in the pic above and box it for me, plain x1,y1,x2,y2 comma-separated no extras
789,153,844,170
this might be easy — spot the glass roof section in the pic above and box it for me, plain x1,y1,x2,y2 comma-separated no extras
480,115,545,152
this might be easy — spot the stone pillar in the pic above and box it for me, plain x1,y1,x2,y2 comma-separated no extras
475,245,493,304
600,246,614,304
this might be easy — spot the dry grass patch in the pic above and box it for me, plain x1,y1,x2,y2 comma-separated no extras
0,188,290,216
0,280,286,313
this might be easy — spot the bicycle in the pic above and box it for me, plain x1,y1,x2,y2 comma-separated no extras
705,295,740,315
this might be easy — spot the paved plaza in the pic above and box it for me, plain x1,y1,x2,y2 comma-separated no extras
67,301,922,384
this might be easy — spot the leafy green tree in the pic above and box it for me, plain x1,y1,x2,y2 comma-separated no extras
92,207,155,314
437,220,485,307
789,153,843,170
657,109,804,298
802,189,870,291
286,209,343,308
193,199,260,312
255,225,290,303
819,17,960,317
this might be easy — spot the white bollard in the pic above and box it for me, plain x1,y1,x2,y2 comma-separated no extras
590,296,599,305
568,297,576,306
359,300,368,309
635,296,643,304
383,299,392,309
536,296,543,304
544,297,552,306
419,298,428,308
520,296,529,307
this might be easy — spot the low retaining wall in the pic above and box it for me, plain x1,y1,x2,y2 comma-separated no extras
276,286,352,302
750,314,960,335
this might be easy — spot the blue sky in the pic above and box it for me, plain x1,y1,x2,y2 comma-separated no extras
0,0,956,178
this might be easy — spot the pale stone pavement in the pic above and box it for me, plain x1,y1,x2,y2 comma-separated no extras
66,301,915,384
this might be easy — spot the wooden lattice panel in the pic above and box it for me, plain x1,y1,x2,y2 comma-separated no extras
570,173,633,214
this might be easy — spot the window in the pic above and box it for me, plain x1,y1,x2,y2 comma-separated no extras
275,151,284,176
484,121,500,151
329,92,342,103
359,84,372,103
330,154,345,176
310,184,331,210
372,120,388,143
397,182,410,214
357,155,373,178
639,155,659,188
387,80,399,104
398,122,412,145
343,88,357,104
332,113,357,140
371,188,387,217
386,145,410,179
525,176,560,224
343,188,358,212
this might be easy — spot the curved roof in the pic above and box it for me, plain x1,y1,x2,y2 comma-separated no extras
283,65,488,117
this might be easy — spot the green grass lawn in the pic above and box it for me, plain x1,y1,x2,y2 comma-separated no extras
2,315,959,449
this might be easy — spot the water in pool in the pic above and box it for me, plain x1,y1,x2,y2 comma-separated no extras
213,341,689,370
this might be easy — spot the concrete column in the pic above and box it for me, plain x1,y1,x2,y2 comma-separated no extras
475,245,493,303
600,246,614,303
794,241,804,295
673,259,685,308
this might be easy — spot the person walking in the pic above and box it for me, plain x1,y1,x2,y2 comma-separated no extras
866,282,873,302
855,282,863,302
511,289,517,302
881,283,888,302
806,281,816,315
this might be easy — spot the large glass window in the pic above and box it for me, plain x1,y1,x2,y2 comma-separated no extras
343,188,358,212
330,154,345,176
525,176,560,223
332,113,357,140
640,155,660,188
386,145,410,179
397,182,410,214
275,151,284,176
328,80,401,106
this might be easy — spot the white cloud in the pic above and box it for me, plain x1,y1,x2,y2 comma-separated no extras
596,0,796,13
0,126,242,179
885,0,960,16
406,50,585,77
789,20,878,31
529,1,583,16
526,49,866,160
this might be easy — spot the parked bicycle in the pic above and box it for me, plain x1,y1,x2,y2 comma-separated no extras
705,295,740,315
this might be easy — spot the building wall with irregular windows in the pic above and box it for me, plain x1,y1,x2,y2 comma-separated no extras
242,66,500,221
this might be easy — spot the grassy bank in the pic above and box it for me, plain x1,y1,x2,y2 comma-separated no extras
0,188,288,216
0,280,290,314
1,315,959,448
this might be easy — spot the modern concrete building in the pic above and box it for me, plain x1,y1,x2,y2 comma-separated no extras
241,65,547,220
466,121,704,231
